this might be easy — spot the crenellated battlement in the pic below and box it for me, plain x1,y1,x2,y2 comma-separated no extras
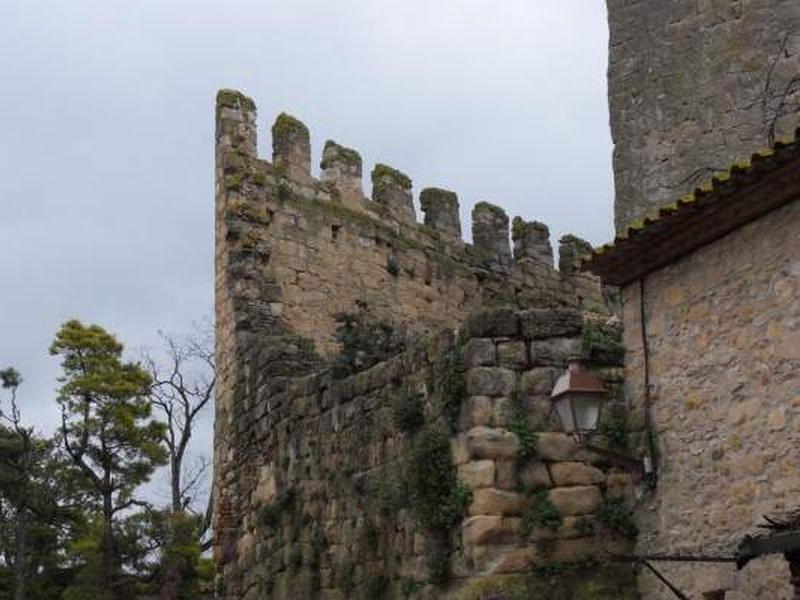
215,88,604,282
213,88,624,598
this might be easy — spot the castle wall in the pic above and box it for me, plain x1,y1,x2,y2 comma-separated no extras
607,0,800,231
621,200,800,598
213,89,636,598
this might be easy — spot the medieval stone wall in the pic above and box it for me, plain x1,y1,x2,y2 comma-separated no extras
607,0,800,231
213,89,639,598
621,199,800,598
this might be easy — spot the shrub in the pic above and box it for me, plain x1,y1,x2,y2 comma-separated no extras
392,388,425,433
521,491,563,536
331,312,406,379
597,498,638,539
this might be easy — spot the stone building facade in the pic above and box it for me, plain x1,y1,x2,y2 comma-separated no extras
213,89,640,598
585,137,800,598
607,0,800,231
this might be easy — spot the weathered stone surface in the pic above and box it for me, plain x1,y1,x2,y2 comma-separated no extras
466,367,516,397
461,396,493,427
464,307,519,339
320,140,363,208
472,201,510,262
496,340,528,369
535,432,579,462
371,163,415,222
549,486,603,516
529,337,581,367
550,462,605,487
512,217,553,267
469,489,528,516
462,515,519,546
558,235,593,274
420,187,461,240
464,338,495,368
519,308,583,340
214,91,627,599
519,462,552,491
458,460,496,489
608,0,800,232
520,367,559,395
466,426,520,459
494,459,517,490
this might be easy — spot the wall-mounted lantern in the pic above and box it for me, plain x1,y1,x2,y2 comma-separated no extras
551,356,652,480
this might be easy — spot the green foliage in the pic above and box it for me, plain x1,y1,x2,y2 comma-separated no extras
574,516,596,537
407,427,471,532
338,561,355,594
392,388,424,433
331,311,406,379
402,577,422,599
436,342,467,429
508,391,537,462
50,320,168,594
404,425,471,584
372,163,411,189
289,545,303,571
259,488,296,529
386,254,400,276
521,491,563,537
582,322,625,366
599,403,629,451
366,573,389,599
596,498,638,540
363,517,379,551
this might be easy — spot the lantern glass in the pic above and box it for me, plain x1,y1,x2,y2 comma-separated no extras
553,392,603,440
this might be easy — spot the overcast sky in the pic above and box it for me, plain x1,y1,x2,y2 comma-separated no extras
0,1,612,505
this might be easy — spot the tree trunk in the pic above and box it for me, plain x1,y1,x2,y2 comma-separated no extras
101,492,120,598
171,456,181,513
13,509,27,600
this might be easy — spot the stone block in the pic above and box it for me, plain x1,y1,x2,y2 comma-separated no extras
420,187,461,239
550,462,605,487
496,340,528,369
519,308,583,339
495,459,517,490
469,489,528,516
520,367,559,395
606,472,635,502
458,460,496,489
464,338,496,367
466,426,520,459
462,396,493,427
535,432,579,461
549,485,603,516
492,396,514,427
462,515,519,546
472,202,511,262
519,462,552,491
491,547,538,574
529,338,582,367
451,434,469,466
549,537,595,562
466,367,516,397
464,307,519,338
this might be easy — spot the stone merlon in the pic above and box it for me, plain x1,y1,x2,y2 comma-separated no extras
371,163,416,222
420,187,461,240
558,234,593,275
215,89,257,158
272,112,311,181
320,140,364,208
472,201,510,262
512,217,553,267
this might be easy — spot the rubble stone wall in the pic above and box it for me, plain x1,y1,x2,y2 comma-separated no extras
621,199,800,598
607,0,800,231
213,89,637,598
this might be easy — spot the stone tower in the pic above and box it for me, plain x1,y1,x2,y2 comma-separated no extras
607,0,800,231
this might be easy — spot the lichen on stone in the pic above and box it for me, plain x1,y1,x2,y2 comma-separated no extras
371,163,412,189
